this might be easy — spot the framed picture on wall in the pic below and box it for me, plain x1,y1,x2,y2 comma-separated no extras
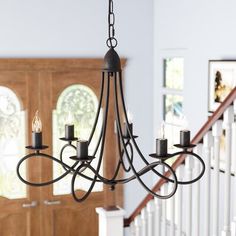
209,60,236,112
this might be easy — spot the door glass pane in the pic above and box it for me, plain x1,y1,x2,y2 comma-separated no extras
164,57,184,90
0,86,26,199
164,94,183,125
53,85,103,195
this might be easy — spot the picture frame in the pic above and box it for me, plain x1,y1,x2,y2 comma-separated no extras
209,60,236,112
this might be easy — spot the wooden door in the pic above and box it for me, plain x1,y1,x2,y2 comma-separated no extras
0,59,124,236
40,66,105,236
28,59,123,236
0,69,41,236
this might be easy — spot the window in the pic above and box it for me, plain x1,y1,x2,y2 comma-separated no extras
53,85,103,195
163,58,184,150
0,86,26,199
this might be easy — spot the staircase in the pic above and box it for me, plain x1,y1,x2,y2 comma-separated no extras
123,87,236,236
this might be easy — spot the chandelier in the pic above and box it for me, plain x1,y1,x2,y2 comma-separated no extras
16,0,205,202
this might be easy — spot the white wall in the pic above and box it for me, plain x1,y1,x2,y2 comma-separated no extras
154,0,236,136
0,0,154,216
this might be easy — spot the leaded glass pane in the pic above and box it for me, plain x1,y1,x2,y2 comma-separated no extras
0,86,26,199
164,57,184,90
53,85,103,195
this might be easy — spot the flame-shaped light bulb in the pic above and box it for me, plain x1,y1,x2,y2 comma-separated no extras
127,110,133,123
181,116,189,130
65,111,74,125
156,121,167,156
157,121,166,139
32,110,42,133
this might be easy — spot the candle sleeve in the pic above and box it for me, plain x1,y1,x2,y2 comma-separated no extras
156,139,167,156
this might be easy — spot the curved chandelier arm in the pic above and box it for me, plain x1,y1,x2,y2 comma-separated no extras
151,151,206,185
88,73,105,145
121,140,133,172
113,74,178,199
16,153,79,187
71,76,110,202
117,74,205,185
92,124,103,157
60,143,77,173
117,134,133,173
72,160,171,187
114,73,167,177
117,73,163,170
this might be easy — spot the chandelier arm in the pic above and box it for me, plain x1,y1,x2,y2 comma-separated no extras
71,164,96,202
116,73,163,173
71,161,155,185
120,141,133,172
117,74,205,185
117,73,155,165
92,123,103,157
60,143,78,173
116,122,133,173
73,160,172,185
149,151,206,185
88,73,105,145
116,129,133,172
117,73,178,178
71,75,111,202
17,153,79,187
113,73,178,199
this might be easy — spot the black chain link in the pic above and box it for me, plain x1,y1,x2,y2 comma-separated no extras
106,0,118,48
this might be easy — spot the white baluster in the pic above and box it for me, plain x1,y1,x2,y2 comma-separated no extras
233,99,236,115
161,183,168,236
140,208,148,236
176,165,184,236
212,120,223,236
185,154,194,236
193,144,203,236
169,183,175,236
203,131,213,236
154,192,162,236
232,121,236,176
147,200,155,236
130,222,136,236
134,215,142,236
222,106,234,236
231,122,236,235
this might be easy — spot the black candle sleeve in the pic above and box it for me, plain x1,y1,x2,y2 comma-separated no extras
124,123,133,137
156,139,168,156
180,130,190,146
32,132,42,148
77,141,88,159
65,125,74,139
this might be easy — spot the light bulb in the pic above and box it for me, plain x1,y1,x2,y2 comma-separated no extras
127,110,133,123
65,111,74,125
157,121,165,139
181,116,189,130
32,110,42,133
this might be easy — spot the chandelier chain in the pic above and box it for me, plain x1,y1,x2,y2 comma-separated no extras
107,0,118,48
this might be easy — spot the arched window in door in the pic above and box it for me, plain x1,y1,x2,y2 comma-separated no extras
0,86,26,199
53,84,103,195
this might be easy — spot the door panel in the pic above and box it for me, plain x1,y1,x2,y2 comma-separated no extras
40,69,105,236
52,206,98,236
0,70,40,236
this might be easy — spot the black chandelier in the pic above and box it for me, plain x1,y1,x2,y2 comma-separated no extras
16,0,205,202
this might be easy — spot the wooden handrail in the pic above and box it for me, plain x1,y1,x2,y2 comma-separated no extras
124,87,236,227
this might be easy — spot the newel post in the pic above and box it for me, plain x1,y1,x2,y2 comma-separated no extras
96,207,126,236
